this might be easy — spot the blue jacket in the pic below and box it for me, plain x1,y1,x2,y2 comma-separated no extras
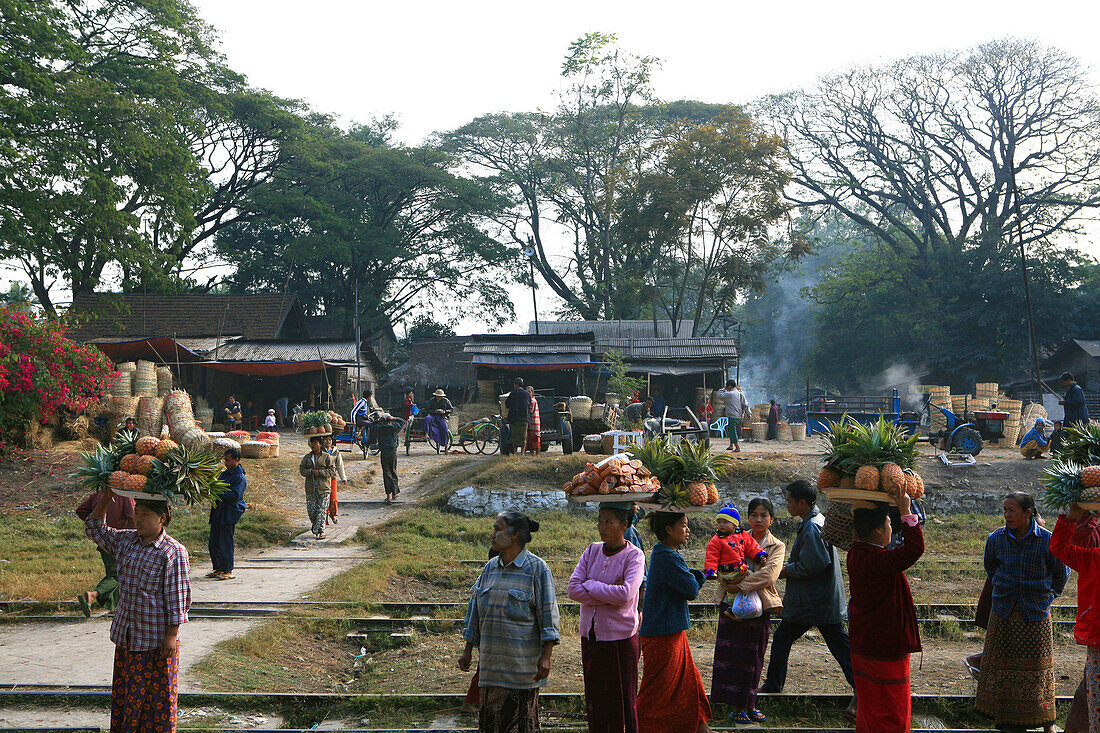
639,542,704,637
1065,383,1089,426
211,464,246,524
1020,422,1050,448
781,506,846,625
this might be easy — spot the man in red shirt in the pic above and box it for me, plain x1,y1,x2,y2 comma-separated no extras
847,492,924,732
75,489,136,616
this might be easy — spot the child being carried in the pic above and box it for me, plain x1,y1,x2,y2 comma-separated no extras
705,504,767,620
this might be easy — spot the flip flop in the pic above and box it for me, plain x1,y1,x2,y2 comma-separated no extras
213,573,234,580
748,709,766,723
77,593,91,618
204,571,221,578
317,533,326,540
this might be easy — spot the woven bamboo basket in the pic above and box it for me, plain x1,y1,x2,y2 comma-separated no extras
136,397,163,438
110,371,132,398
822,500,854,551
569,396,593,419
163,390,197,440
212,437,242,453
227,430,252,443
750,422,767,441
206,432,227,440
583,434,605,454
1021,402,1048,427
117,362,137,374
241,440,273,459
791,423,807,441
194,408,214,431
589,404,606,421
777,422,793,441
109,396,139,418
156,366,173,393
179,427,212,451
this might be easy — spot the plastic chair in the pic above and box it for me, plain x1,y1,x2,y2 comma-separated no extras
710,416,729,438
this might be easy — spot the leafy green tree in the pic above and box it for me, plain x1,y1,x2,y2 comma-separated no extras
217,119,516,334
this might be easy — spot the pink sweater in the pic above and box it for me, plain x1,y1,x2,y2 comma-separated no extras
568,541,646,641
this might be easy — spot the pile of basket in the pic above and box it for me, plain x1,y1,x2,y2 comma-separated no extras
163,389,212,451
131,361,157,397
136,396,163,438
156,366,173,395
241,440,276,459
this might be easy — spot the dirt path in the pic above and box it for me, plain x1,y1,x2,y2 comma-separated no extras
0,436,485,691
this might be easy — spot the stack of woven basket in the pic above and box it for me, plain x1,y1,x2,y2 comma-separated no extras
163,389,211,451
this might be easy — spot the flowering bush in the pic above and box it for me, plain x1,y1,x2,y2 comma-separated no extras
0,305,115,452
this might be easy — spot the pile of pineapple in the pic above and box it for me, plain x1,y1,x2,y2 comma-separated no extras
1042,424,1100,509
299,411,333,435
627,437,728,508
816,417,925,500
76,434,227,505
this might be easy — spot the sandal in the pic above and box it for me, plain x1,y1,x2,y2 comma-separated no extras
77,593,92,618
317,533,326,540
730,711,752,724
204,571,221,578
748,709,766,722
214,572,234,580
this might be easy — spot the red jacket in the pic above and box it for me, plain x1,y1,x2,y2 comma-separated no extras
847,523,924,659
1050,515,1100,648
705,531,766,576
76,491,136,530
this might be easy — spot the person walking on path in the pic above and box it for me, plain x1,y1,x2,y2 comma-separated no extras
1060,372,1090,429
321,435,347,524
83,490,190,732
505,378,531,456
207,447,246,581
372,413,405,503
568,504,646,733
1050,505,1100,733
425,389,454,452
716,381,749,451
711,497,785,725
75,489,136,617
459,511,560,733
847,493,924,732
766,400,780,440
299,436,336,539
525,386,541,455
762,480,856,720
976,492,1067,733
637,512,712,733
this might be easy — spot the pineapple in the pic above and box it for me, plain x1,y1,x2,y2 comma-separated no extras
132,455,156,476
854,465,880,491
108,471,128,490
1042,460,1086,510
817,466,841,490
1081,487,1100,503
74,445,120,491
1082,465,1100,489
1055,424,1100,465
119,454,143,474
838,475,855,489
880,463,907,497
136,437,162,456
123,473,147,492
111,433,137,462
904,470,925,499
687,482,709,506
656,483,692,510
155,439,178,460
706,483,720,504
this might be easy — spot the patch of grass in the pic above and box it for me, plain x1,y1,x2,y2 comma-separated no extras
921,513,1005,556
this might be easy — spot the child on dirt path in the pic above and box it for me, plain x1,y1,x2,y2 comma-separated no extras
705,505,767,620
847,492,924,732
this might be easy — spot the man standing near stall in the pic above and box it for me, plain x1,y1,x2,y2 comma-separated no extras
1060,372,1090,429
504,378,531,457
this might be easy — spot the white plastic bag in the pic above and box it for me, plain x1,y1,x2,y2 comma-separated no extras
729,590,763,619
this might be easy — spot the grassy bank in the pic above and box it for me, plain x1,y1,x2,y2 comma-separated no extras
0,454,299,601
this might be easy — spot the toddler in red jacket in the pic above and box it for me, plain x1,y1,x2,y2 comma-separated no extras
705,504,767,616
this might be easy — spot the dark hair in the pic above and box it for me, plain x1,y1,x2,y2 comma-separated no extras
514,377,525,387
124,417,136,424
598,505,632,527
223,446,241,460
747,497,775,518
785,479,817,507
362,389,373,397
852,505,890,541
1062,372,1076,382
135,498,171,525
644,397,654,404
649,511,685,543
1005,491,1038,519
405,387,414,394
498,510,539,545
725,379,735,388
309,436,323,446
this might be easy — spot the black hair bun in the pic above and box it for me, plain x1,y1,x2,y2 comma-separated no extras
528,518,540,533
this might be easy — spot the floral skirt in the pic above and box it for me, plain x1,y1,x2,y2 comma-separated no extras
975,610,1055,727
111,646,179,732
479,686,539,733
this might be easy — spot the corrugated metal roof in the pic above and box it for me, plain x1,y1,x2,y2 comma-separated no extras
464,341,592,355
530,320,698,338
595,337,739,360
214,341,359,362
1075,339,1100,358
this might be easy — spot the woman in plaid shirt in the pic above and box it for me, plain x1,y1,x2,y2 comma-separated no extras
85,488,191,733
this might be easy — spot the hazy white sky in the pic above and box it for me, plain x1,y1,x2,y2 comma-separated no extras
186,0,1100,333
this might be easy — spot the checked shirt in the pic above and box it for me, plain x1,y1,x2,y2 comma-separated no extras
984,519,1068,622
85,517,191,651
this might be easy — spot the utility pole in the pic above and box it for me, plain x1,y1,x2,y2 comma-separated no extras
1010,166,1046,398
354,277,361,408
525,238,539,335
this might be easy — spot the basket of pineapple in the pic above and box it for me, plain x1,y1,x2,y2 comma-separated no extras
298,411,332,437
1042,424,1100,511
75,434,228,505
633,437,728,512
816,417,925,550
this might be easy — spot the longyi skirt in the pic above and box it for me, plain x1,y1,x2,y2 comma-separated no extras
638,631,711,733
111,646,179,732
581,633,639,733
975,610,1056,727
